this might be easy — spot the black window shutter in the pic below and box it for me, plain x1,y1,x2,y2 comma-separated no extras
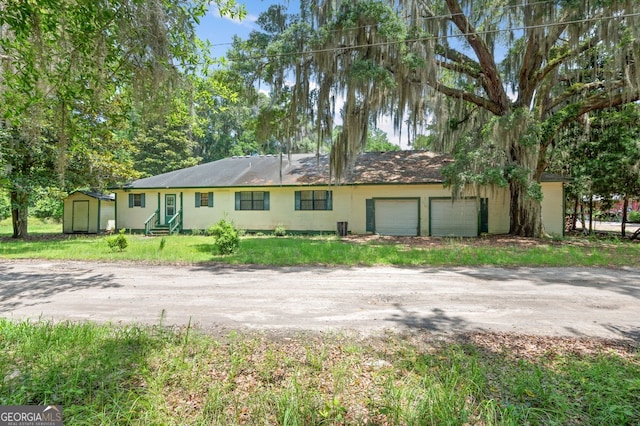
129,194,133,208
480,198,489,233
235,192,241,210
327,191,333,210
208,192,214,207
263,192,270,210
294,191,301,210
366,199,375,232
195,192,201,208
140,193,146,208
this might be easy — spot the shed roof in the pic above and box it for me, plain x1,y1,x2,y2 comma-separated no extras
120,151,567,189
70,190,115,201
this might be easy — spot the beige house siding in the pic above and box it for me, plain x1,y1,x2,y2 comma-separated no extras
541,181,565,236
63,192,114,234
116,191,156,231
100,204,115,231
115,183,564,236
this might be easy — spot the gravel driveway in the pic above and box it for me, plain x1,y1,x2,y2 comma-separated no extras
1,260,639,341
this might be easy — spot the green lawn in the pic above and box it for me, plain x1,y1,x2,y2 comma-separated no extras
1,320,638,425
2,222,640,267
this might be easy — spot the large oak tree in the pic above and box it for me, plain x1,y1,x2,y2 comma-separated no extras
299,0,640,237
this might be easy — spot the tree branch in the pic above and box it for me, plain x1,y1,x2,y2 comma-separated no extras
426,76,504,115
435,59,482,79
544,80,625,115
445,0,509,114
433,43,481,78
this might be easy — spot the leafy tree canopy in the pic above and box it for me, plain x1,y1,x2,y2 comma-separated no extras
277,0,640,236
0,0,244,237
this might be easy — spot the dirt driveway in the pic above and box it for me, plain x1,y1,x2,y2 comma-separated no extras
1,259,639,341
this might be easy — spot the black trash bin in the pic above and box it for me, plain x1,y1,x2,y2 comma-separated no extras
337,221,348,236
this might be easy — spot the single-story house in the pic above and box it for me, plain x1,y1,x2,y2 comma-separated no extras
63,191,115,234
111,151,567,237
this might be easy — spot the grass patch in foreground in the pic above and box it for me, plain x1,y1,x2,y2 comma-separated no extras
2,232,640,267
1,319,638,425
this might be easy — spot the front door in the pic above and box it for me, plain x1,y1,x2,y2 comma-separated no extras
165,194,176,224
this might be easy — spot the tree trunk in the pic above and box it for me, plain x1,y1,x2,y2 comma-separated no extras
10,189,29,239
509,180,543,237
621,196,629,237
572,197,579,230
588,196,593,234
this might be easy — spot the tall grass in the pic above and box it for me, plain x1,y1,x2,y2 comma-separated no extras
1,320,638,425
2,231,640,267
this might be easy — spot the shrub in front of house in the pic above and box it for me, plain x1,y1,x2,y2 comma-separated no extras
273,224,286,237
208,219,240,255
107,228,129,252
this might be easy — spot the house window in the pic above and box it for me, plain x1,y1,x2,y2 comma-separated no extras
128,193,146,208
195,192,214,208
295,190,333,211
235,191,270,210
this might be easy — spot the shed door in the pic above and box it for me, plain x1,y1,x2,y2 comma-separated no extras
72,200,90,233
374,199,419,236
430,199,478,237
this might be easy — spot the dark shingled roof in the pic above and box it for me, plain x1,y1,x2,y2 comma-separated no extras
121,151,566,189
74,190,115,201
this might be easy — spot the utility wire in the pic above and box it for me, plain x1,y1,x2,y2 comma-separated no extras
214,10,640,62
207,0,559,48
206,0,620,49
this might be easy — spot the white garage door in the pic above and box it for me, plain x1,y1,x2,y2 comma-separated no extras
375,199,419,236
430,199,478,237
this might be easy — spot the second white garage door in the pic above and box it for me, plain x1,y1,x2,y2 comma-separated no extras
374,199,419,236
430,198,478,237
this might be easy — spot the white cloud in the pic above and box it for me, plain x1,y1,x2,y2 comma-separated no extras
211,7,258,29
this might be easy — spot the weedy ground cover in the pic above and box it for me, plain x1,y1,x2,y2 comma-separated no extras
1,320,638,425
2,224,640,267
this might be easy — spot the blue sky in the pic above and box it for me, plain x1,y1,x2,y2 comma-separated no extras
196,0,409,148
197,1,285,60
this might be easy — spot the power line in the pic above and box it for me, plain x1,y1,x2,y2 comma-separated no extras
207,0,559,48
216,10,640,62
206,0,608,49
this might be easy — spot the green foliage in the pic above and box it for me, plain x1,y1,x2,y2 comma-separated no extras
131,121,201,178
190,228,203,236
291,0,640,237
106,229,129,252
1,320,638,425
365,128,400,152
333,0,406,41
273,225,286,237
628,211,640,223
207,219,240,255
350,60,396,88
552,104,640,218
31,188,64,221
0,191,10,221
411,134,434,150
0,0,216,237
